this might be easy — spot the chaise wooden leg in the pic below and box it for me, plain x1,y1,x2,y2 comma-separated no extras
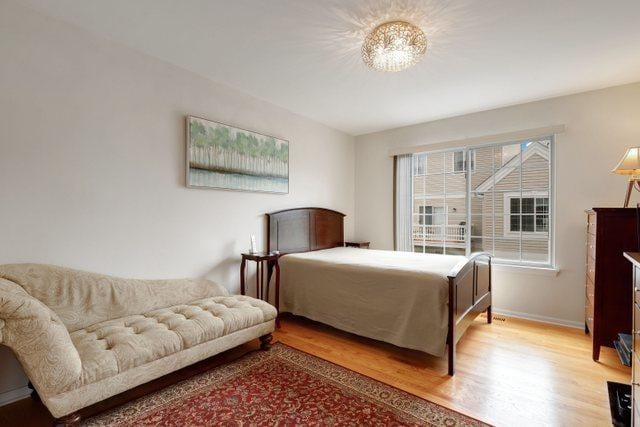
259,333,273,350
28,381,40,402
54,412,81,427
487,305,492,324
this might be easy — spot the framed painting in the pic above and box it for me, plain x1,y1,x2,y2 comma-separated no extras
186,116,289,194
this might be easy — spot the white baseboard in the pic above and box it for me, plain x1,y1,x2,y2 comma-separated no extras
0,386,31,407
493,308,583,329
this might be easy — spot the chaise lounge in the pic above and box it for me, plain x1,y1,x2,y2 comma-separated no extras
0,264,277,425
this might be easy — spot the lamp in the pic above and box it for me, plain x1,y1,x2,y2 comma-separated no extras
361,21,427,72
612,147,640,207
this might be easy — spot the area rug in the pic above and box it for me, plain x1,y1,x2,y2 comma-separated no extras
84,343,488,426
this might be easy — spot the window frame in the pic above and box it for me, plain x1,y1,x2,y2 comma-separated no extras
452,150,476,173
503,192,549,239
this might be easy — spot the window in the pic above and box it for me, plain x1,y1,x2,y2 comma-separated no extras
453,150,475,172
409,137,554,267
418,206,445,225
413,153,427,175
506,195,549,234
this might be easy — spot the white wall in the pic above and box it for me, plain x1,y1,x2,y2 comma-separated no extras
355,82,640,326
0,1,354,401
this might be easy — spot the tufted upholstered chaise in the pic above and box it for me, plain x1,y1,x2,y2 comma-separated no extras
0,264,277,424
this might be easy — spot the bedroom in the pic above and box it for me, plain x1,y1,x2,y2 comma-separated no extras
0,0,639,425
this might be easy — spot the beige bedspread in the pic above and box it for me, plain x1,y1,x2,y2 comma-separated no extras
278,247,467,356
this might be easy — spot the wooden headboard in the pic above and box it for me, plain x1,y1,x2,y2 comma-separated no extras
266,207,345,254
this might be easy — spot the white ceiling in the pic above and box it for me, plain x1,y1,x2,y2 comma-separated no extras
20,0,640,135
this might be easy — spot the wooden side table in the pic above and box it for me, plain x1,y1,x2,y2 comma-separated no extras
345,241,370,249
240,252,280,325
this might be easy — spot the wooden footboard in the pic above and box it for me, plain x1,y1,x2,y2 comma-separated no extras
446,252,492,375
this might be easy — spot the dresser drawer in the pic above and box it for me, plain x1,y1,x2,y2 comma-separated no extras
586,233,596,259
586,297,595,333
586,276,595,301
635,302,640,337
587,213,597,235
586,255,596,283
635,302,640,365
635,270,640,304
635,343,640,379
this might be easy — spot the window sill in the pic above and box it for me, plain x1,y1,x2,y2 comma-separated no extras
492,263,560,277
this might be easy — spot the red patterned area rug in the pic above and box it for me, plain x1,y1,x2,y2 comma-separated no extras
84,343,488,426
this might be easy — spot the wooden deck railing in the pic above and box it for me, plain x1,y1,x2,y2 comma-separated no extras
413,224,466,243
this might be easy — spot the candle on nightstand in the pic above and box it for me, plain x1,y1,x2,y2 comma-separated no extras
250,234,257,254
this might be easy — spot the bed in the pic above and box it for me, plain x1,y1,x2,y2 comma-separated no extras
266,207,492,375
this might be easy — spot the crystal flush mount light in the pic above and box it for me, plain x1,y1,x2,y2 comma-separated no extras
362,20,427,72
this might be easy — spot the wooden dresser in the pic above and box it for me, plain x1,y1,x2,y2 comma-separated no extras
624,252,640,426
586,208,637,360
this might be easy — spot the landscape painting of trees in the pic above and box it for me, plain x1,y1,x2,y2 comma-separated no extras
187,116,289,193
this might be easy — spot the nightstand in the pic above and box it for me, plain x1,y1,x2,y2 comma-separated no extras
345,241,370,249
240,252,280,326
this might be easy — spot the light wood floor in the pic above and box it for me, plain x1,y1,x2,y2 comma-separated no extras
0,313,629,426
274,314,629,427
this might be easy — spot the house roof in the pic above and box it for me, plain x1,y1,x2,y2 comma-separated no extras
474,142,549,193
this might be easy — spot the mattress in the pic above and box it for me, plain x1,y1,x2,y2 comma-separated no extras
277,247,467,356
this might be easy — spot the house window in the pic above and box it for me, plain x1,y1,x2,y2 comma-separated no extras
413,153,427,175
418,206,427,225
453,151,475,172
409,137,554,267
507,196,549,234
418,206,445,225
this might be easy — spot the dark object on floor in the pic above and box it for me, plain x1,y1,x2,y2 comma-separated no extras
619,333,632,354
607,381,631,427
614,333,632,367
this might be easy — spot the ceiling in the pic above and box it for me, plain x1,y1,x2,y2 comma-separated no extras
20,0,640,135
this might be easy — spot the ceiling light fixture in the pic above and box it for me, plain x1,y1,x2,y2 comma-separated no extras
362,20,427,72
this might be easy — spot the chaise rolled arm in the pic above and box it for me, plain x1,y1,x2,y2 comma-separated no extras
0,281,82,397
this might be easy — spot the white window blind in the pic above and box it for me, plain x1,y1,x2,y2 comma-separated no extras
395,154,414,252
406,136,554,267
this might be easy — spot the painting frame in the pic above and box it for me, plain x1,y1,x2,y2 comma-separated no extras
186,115,290,194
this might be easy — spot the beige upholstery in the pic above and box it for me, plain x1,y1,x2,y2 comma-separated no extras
0,264,276,418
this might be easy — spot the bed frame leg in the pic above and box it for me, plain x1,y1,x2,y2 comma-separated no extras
487,305,492,324
448,341,455,376
447,276,455,376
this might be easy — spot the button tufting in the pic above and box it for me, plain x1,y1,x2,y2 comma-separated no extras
68,293,274,385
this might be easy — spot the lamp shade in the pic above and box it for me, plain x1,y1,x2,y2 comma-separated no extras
612,147,640,175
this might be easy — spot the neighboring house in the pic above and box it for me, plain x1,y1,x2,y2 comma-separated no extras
412,140,550,262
